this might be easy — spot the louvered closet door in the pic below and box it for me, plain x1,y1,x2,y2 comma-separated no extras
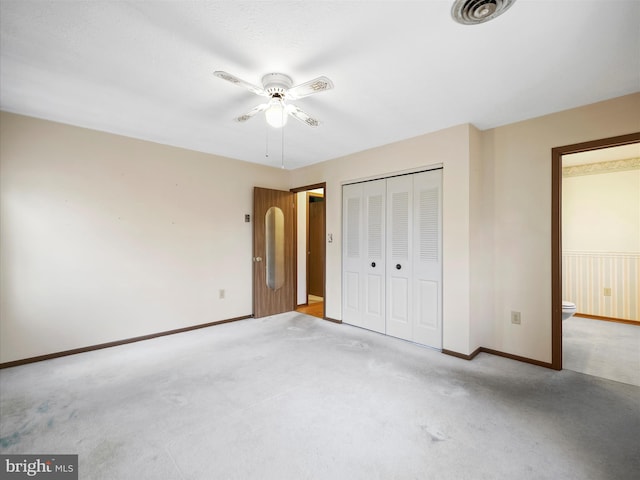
361,180,386,333
342,180,386,333
342,183,364,327
412,170,442,348
386,175,414,341
343,169,442,347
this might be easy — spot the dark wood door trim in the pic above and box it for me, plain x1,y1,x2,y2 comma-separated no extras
291,183,327,319
307,192,325,298
551,132,640,370
291,182,326,193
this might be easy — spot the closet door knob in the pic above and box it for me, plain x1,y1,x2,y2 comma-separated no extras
371,262,376,268
396,264,401,270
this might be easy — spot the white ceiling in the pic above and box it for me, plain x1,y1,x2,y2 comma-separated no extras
1,1,639,170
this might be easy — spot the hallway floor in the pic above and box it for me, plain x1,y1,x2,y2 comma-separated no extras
1,313,638,479
563,315,640,386
296,295,324,318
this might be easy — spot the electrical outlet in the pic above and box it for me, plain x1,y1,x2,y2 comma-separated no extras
603,287,612,297
219,289,225,299
511,311,521,325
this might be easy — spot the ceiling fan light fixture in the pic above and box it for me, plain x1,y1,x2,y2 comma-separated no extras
265,98,288,128
451,0,516,25
214,70,332,129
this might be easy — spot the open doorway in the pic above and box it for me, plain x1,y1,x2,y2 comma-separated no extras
551,132,640,375
291,183,326,319
561,143,640,385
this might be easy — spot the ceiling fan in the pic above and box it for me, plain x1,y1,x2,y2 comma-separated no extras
213,71,334,128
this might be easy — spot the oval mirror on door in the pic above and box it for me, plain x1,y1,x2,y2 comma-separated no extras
265,206,285,290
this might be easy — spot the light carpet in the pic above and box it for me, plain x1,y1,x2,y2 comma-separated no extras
1,312,639,479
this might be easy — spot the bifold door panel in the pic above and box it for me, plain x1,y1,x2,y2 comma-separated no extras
342,180,386,333
386,175,413,340
412,171,442,347
342,184,363,328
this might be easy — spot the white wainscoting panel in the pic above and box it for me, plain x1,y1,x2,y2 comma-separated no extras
563,251,639,321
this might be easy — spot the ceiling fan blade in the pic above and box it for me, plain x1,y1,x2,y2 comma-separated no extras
214,71,267,96
286,104,321,127
287,76,334,99
235,103,268,123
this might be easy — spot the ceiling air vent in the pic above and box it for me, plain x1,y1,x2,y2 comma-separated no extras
451,0,516,25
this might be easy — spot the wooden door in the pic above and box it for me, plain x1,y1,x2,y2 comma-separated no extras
307,194,325,297
253,187,295,318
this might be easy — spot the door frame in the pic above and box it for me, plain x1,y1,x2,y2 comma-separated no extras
550,131,640,370
306,191,325,299
291,182,327,319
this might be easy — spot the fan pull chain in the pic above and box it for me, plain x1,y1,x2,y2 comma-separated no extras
265,125,269,158
281,121,285,170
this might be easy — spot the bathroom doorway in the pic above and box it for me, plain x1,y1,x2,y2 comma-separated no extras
551,132,640,383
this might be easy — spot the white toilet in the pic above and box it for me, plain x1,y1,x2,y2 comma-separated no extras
562,301,577,321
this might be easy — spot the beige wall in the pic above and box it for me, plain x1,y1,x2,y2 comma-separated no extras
0,112,290,363
469,123,494,351
2,93,639,365
563,169,640,252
